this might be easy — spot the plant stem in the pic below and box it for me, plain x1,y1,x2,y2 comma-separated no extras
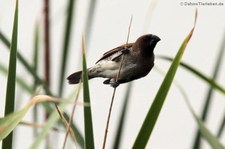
44,0,51,87
43,0,51,148
102,16,132,149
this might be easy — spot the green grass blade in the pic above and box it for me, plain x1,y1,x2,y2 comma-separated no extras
32,23,40,90
82,35,95,149
4,0,18,116
0,13,84,148
3,0,19,148
188,107,225,149
0,30,85,148
182,87,225,149
172,80,225,149
0,29,83,140
58,0,76,96
192,29,225,149
0,31,51,95
84,0,97,46
156,56,225,95
155,65,225,149
216,30,225,137
30,91,84,149
0,106,29,141
133,12,197,148
217,113,225,137
30,112,60,149
32,23,40,136
0,63,33,94
113,84,132,149
0,95,60,141
33,103,84,148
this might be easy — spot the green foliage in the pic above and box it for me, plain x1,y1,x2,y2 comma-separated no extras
183,88,225,149
3,1,19,148
30,93,84,149
133,13,197,148
1,95,58,141
157,56,225,95
0,2,225,149
58,0,76,96
82,36,95,149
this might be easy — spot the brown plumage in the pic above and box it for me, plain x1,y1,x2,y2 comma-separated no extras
67,34,160,87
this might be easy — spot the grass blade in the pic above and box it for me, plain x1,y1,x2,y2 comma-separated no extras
217,112,225,137
0,63,32,94
2,0,19,148
157,56,225,95
0,95,60,141
183,88,225,149
0,6,85,148
0,30,85,149
155,65,225,149
132,10,197,148
0,31,51,95
32,23,40,136
84,0,97,46
0,16,83,147
58,0,76,96
82,35,95,148
172,80,225,149
0,28,85,144
112,84,132,149
216,30,225,137
30,91,84,149
192,29,225,149
32,23,40,90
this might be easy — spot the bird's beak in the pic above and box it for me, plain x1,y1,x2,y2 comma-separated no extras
152,35,161,43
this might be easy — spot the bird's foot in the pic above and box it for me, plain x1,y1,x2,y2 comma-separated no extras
121,48,129,54
110,81,120,88
103,78,120,88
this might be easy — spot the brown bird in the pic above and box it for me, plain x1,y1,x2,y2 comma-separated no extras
67,34,160,87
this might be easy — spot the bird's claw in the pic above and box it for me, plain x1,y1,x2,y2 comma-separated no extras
110,80,120,88
121,48,129,54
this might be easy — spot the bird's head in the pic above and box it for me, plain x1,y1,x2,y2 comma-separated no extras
133,34,160,56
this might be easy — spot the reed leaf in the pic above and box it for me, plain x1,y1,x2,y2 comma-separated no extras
82,35,95,149
2,1,19,148
133,10,197,148
1,95,59,141
157,56,225,95
58,0,76,96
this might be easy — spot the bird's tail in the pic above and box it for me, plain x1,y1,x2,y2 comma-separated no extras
67,69,95,84
67,71,82,84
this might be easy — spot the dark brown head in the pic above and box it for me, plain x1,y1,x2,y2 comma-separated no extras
132,34,160,57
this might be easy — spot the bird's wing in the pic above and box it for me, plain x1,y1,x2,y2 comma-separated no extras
95,43,133,63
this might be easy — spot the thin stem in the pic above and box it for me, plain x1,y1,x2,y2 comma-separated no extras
44,0,51,87
125,16,133,46
102,88,117,149
102,55,125,149
62,82,82,149
102,16,133,149
43,0,51,148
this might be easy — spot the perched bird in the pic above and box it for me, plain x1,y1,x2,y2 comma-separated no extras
67,34,160,87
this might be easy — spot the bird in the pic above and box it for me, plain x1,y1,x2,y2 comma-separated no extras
67,34,160,88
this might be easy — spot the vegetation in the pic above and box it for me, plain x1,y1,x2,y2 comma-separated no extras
0,1,225,149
